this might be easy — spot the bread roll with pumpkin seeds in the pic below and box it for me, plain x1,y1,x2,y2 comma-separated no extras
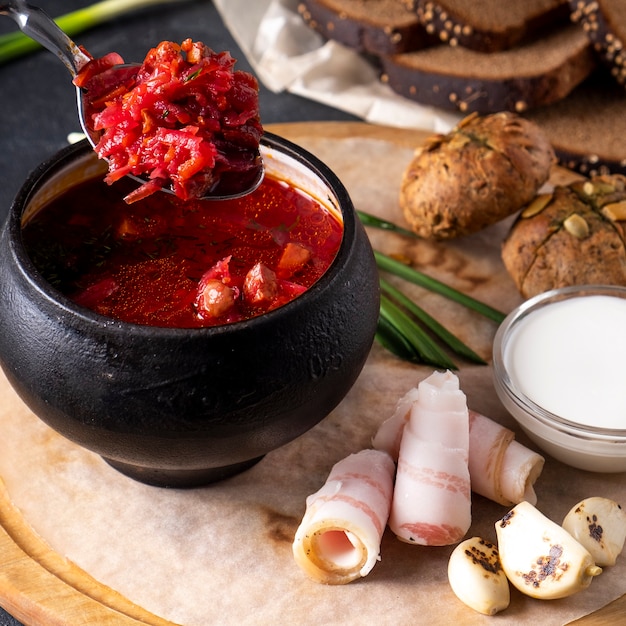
400,112,555,240
502,174,626,298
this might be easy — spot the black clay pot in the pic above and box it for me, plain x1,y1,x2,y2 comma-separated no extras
0,134,380,487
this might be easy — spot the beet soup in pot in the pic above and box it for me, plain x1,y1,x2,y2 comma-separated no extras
0,134,380,487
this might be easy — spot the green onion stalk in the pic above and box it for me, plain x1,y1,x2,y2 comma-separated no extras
358,210,506,369
0,0,189,65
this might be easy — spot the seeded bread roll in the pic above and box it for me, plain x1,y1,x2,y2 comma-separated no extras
525,74,626,177
400,112,555,240
502,175,626,298
570,0,626,86
297,0,433,55
380,24,595,114
407,0,570,52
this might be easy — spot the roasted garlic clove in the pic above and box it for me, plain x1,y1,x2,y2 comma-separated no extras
495,501,602,599
448,536,510,615
562,497,626,567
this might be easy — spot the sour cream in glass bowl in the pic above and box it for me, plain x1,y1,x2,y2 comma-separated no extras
493,284,626,472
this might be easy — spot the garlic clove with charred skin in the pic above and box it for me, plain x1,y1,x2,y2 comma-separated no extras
495,501,603,600
448,537,510,615
562,497,626,567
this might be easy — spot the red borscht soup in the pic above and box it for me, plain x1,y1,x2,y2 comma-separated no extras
22,174,343,328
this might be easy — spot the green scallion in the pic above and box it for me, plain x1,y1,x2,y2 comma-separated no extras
0,0,189,65
359,211,506,367
357,210,418,239
374,250,506,324
380,278,486,365
380,294,458,370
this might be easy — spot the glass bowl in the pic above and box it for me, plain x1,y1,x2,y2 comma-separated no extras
493,284,626,472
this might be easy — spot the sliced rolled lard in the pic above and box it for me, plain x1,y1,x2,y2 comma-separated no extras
388,370,471,546
372,388,544,507
497,438,544,506
468,410,544,506
371,386,419,460
292,448,395,585
466,409,513,504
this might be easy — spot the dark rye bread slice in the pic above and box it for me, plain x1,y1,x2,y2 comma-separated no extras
297,0,433,56
570,0,626,85
525,73,626,176
406,0,571,52
380,24,596,114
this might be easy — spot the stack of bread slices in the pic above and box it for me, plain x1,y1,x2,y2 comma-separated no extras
297,0,626,176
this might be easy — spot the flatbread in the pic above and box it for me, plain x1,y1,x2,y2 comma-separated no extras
0,123,624,625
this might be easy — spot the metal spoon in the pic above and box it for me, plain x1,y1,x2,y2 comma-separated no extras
0,0,264,200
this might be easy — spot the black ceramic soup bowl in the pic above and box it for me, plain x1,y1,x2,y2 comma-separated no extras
0,134,380,488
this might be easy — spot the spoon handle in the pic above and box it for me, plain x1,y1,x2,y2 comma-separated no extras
0,0,90,76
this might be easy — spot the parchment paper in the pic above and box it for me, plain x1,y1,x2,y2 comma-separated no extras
212,0,461,133
0,127,625,626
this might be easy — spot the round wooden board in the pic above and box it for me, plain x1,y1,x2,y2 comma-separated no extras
0,122,623,625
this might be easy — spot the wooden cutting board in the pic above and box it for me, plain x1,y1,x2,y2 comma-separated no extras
0,122,624,626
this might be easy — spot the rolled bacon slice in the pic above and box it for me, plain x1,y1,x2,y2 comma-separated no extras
371,385,419,461
372,386,544,506
497,436,544,506
292,449,395,585
388,370,471,546
468,410,544,506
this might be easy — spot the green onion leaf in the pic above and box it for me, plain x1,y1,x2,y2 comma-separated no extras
380,294,457,370
380,278,486,365
375,316,423,364
358,212,506,366
357,210,418,239
0,0,190,65
374,250,506,324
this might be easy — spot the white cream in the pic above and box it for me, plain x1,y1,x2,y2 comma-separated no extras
504,295,626,430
